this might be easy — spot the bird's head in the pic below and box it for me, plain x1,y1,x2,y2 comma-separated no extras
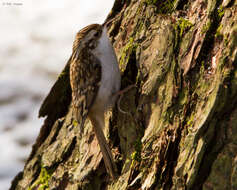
73,24,103,53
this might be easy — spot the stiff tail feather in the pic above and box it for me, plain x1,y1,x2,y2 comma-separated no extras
90,117,117,179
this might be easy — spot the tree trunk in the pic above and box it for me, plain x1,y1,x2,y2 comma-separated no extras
10,0,237,189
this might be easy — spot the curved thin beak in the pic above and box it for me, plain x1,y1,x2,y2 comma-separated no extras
102,18,114,29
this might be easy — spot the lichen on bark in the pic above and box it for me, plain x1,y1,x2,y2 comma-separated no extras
10,0,237,190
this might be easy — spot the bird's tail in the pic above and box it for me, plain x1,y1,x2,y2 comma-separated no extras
90,115,117,179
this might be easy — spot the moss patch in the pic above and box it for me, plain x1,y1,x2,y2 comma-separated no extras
145,0,176,14
176,18,193,38
217,5,224,19
119,37,137,72
28,167,53,190
215,24,223,38
131,138,142,167
201,20,211,34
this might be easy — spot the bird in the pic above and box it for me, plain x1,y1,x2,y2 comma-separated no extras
69,23,121,179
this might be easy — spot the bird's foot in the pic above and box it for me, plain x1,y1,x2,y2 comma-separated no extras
114,84,136,114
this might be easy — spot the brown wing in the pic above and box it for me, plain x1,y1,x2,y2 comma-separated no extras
70,49,101,131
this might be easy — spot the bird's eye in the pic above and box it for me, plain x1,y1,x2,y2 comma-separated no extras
94,32,99,37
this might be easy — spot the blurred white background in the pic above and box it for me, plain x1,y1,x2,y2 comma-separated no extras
0,0,114,189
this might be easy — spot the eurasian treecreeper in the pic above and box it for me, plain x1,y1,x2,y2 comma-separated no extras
69,23,121,179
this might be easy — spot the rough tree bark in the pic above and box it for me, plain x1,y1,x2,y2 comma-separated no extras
10,0,237,189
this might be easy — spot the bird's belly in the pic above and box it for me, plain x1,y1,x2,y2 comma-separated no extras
91,27,121,112
95,59,121,111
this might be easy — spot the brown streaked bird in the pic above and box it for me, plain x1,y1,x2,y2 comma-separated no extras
69,24,121,179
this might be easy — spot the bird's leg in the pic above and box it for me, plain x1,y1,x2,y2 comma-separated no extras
113,84,136,97
89,112,117,179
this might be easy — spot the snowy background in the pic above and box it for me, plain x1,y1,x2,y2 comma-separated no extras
0,0,114,189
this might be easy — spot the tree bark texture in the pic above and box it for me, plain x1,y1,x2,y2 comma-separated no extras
10,0,237,189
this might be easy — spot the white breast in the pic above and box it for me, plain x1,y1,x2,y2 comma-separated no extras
92,27,121,111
